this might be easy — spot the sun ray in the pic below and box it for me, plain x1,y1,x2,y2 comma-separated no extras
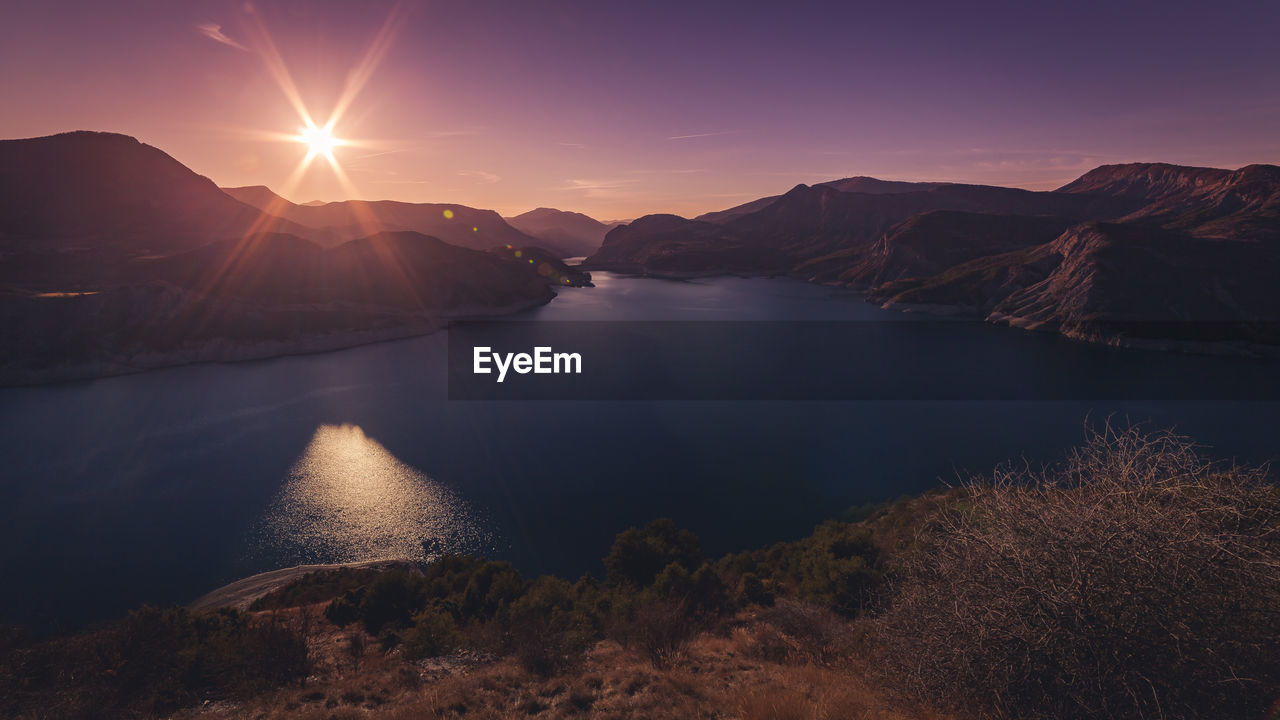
327,3,409,132
232,2,409,201
326,151,432,311
193,0,420,320
239,4,315,129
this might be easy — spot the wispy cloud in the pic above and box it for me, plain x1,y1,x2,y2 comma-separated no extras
750,170,849,178
425,128,487,138
352,148,412,160
561,178,639,199
668,131,740,140
558,142,588,149
196,22,248,51
459,170,501,184
635,168,709,175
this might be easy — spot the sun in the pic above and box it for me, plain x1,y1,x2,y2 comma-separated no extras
296,123,343,159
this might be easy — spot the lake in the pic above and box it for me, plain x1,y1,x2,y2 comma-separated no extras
2,272,1278,630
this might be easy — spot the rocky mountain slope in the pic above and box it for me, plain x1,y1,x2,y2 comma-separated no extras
585,162,1280,351
1059,163,1280,242
693,176,955,223
587,180,1137,276
834,211,1076,287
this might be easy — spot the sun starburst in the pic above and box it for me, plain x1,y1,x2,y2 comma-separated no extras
230,1,408,196
296,122,344,161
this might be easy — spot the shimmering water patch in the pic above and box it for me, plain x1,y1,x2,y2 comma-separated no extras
255,424,494,565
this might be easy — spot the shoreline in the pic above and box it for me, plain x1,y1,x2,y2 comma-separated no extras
5,274,1278,389
578,264,792,281
190,559,418,612
0,296,553,388
588,265,1280,359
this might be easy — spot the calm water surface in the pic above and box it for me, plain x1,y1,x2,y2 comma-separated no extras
1,273,1277,629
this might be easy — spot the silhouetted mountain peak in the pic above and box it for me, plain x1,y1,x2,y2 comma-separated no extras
504,207,613,257
0,131,308,250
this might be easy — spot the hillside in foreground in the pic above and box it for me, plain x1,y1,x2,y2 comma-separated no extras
4,426,1277,720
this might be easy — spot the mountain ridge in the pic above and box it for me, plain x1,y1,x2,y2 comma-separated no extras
0,132,565,384
221,184,538,252
504,207,619,257
0,132,316,252
584,162,1280,351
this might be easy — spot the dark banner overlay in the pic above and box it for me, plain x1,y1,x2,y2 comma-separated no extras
447,321,1280,401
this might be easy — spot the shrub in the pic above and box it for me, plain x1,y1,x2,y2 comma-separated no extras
652,560,733,616
505,576,594,674
720,521,885,616
1,606,310,716
737,572,775,607
356,569,428,633
755,599,857,666
324,595,362,627
876,424,1280,719
322,557,529,635
610,599,698,667
458,560,525,620
604,518,702,588
344,630,367,670
250,567,385,611
401,606,459,660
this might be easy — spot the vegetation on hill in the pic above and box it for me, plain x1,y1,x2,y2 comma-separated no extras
1,425,1276,719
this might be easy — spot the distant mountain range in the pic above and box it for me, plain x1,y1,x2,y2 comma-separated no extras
504,207,619,258
0,132,598,383
693,176,954,223
221,185,541,252
585,163,1280,351
3,128,1278,379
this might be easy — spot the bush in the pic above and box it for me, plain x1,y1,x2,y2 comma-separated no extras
1,606,311,716
458,560,525,619
505,576,595,674
322,557,529,636
604,518,703,588
609,599,698,667
250,567,385,611
719,521,885,616
876,425,1280,719
357,569,427,633
401,606,459,660
754,600,858,665
737,572,775,607
324,595,361,627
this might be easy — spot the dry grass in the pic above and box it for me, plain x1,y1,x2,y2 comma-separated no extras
876,423,1280,719
175,605,942,720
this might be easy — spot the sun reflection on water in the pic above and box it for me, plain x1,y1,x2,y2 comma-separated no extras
257,424,493,565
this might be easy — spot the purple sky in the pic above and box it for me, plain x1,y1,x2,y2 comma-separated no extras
2,0,1277,218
